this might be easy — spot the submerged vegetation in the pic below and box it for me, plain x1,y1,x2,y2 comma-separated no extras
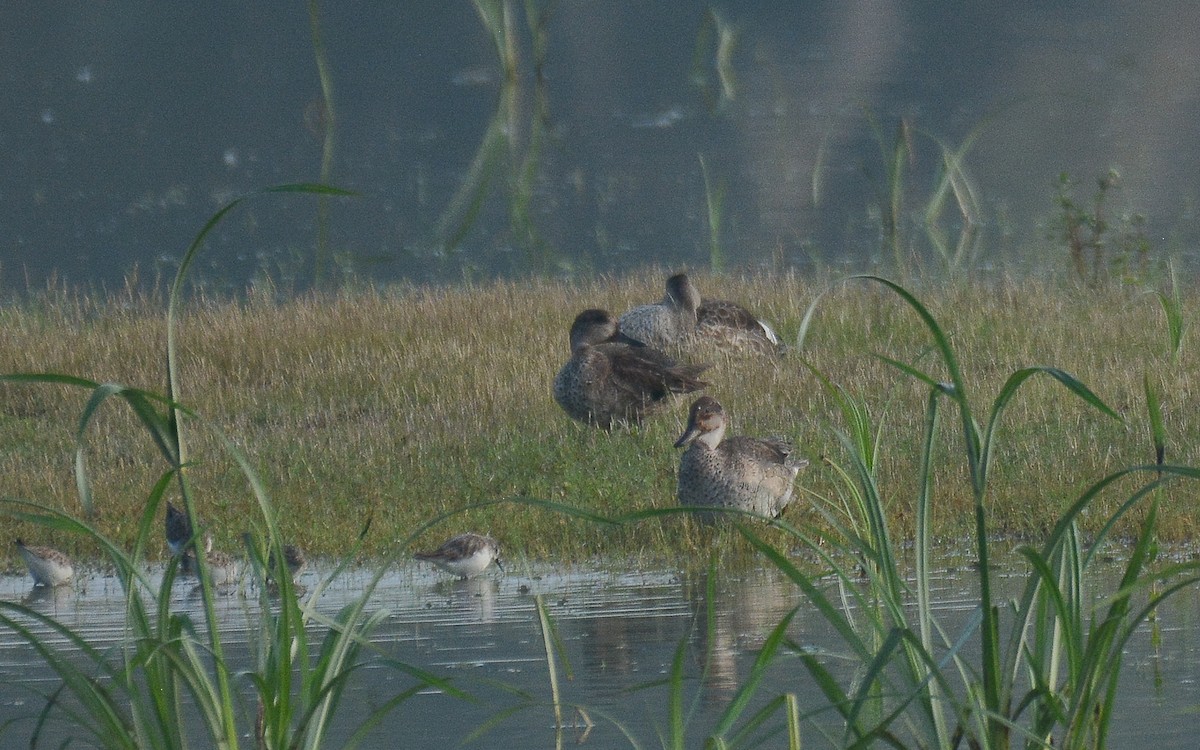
1053,170,1153,287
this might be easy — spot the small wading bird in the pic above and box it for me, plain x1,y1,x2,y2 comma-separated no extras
619,273,783,354
181,535,240,586
553,308,709,429
15,539,74,587
674,396,807,520
414,533,503,580
165,500,202,557
167,500,234,582
268,544,307,581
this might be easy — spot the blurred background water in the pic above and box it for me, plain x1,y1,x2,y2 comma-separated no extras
3,0,1199,294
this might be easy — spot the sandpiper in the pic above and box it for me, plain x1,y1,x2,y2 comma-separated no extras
268,544,306,581
165,500,203,557
414,533,503,579
15,539,74,587
180,535,240,586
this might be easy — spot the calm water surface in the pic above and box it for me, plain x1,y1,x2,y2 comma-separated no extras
5,2,1200,293
1,554,1198,747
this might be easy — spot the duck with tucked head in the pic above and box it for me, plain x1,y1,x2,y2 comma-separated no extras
618,273,701,350
554,308,710,429
620,273,783,354
674,396,807,520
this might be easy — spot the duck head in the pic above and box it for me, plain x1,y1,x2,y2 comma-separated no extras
665,273,702,315
674,395,728,449
568,309,645,353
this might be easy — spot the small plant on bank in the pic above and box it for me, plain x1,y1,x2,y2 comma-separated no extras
1054,169,1153,286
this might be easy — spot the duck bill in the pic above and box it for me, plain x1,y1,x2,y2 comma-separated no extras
674,425,701,448
612,330,646,347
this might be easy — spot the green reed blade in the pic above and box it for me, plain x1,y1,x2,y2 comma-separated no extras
710,608,797,740
1144,373,1166,467
667,635,688,750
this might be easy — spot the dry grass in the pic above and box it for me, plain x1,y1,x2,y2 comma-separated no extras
2,271,1197,569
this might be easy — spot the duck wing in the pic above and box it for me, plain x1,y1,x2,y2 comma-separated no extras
698,300,760,329
698,300,783,350
601,343,709,399
722,435,798,465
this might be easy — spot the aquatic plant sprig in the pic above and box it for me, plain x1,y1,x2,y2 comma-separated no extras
0,372,194,520
307,0,339,288
1147,262,1185,364
855,274,1121,747
437,1,557,271
699,154,727,272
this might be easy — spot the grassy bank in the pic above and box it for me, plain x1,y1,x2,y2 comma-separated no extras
1,270,1194,568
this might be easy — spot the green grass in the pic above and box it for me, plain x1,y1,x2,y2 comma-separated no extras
3,268,1199,569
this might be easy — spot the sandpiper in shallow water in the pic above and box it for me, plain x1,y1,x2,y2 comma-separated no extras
15,539,74,587
204,548,240,586
268,544,306,581
165,500,203,557
180,534,240,586
414,533,503,579
553,308,709,429
674,396,808,520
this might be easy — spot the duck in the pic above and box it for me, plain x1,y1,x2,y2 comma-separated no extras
617,273,701,349
414,533,503,580
619,273,783,354
553,308,709,429
15,539,74,587
674,396,807,519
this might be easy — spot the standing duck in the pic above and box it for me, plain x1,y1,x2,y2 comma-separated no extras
15,539,75,587
554,309,709,429
674,396,807,519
